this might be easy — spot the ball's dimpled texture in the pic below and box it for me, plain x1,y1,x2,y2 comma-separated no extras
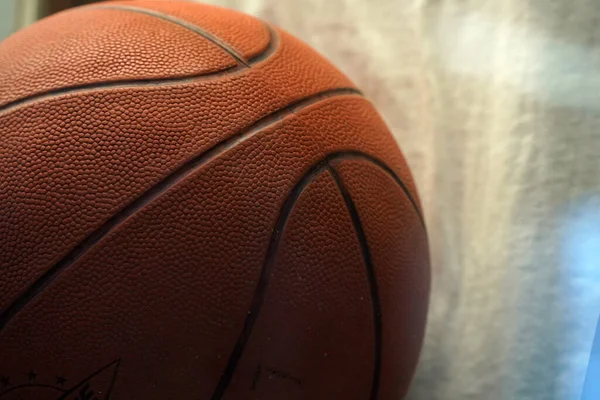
0,3,270,107
0,2,429,399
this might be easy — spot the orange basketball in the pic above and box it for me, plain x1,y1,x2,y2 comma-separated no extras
0,2,429,399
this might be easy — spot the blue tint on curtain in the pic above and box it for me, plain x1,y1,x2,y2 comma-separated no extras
560,200,600,398
581,315,600,399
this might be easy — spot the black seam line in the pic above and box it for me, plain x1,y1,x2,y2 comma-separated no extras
0,25,278,116
210,151,423,400
326,164,382,400
247,25,278,64
329,151,425,229
92,4,249,67
0,385,65,399
209,158,329,400
0,88,362,333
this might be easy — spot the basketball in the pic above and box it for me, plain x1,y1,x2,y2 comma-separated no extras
0,2,429,399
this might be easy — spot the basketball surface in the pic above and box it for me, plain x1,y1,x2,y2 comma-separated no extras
0,2,429,399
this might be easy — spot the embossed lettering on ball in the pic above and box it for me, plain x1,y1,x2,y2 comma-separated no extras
0,2,430,399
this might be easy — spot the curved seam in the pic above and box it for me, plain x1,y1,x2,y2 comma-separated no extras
247,24,278,64
92,4,249,67
0,24,278,115
209,160,331,400
211,154,423,399
328,151,425,229
0,85,424,400
0,88,362,332
326,164,382,400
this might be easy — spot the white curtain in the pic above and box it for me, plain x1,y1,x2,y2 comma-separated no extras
197,0,600,398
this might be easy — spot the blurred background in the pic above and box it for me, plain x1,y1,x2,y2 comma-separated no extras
2,0,599,399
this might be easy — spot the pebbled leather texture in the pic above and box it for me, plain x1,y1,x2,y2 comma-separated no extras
0,2,429,399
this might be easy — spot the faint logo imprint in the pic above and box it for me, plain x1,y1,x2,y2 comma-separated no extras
0,359,119,400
